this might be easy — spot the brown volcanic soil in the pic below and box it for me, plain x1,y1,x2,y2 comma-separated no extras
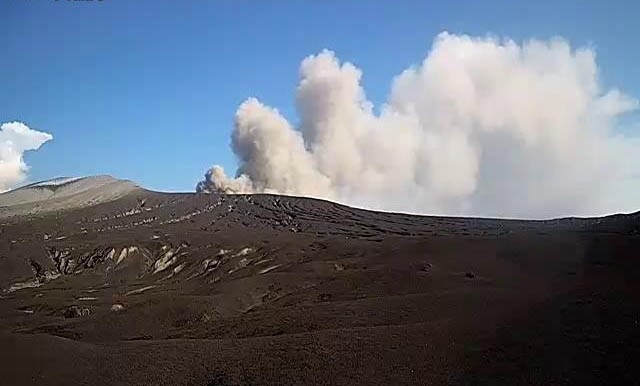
0,190,639,385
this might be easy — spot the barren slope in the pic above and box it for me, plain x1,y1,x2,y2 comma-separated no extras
0,182,638,385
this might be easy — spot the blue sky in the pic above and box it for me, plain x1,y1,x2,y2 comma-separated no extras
1,0,639,192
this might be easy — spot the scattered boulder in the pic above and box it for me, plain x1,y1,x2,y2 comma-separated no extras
200,312,212,323
64,305,91,318
318,293,332,302
110,304,125,312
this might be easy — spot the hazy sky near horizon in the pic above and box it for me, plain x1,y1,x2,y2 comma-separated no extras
1,1,639,218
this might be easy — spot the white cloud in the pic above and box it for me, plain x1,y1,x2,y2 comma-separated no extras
198,32,640,219
0,121,53,192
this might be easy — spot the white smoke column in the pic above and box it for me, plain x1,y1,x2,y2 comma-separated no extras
0,121,53,192
196,165,254,194
198,32,640,219
230,98,334,197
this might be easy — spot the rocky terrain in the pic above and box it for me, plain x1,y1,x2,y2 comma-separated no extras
0,177,638,385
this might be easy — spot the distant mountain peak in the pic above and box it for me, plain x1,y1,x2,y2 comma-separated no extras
0,175,141,217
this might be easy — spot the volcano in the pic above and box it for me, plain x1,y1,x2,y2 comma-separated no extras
0,176,638,385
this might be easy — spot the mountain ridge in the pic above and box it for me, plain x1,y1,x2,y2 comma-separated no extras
0,175,638,385
2,174,639,222
0,175,141,218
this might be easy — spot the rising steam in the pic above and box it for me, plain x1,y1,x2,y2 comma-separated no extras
0,121,53,192
198,32,640,218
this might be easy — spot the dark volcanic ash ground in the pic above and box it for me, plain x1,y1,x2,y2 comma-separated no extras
0,177,639,385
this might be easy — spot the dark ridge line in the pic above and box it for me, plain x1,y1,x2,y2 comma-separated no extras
196,191,640,223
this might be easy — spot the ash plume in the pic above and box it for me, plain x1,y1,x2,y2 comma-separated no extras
198,32,640,218
0,121,53,192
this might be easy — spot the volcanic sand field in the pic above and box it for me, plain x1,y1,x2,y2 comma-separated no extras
0,184,639,385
